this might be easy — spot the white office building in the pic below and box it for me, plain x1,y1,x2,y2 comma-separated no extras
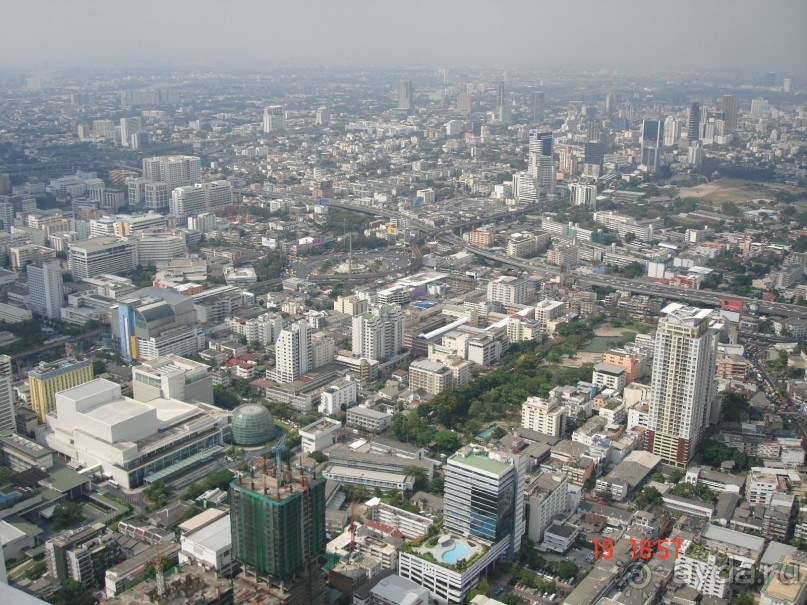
0,355,14,431
170,181,233,221
27,259,64,319
486,276,529,306
69,237,137,279
319,376,358,415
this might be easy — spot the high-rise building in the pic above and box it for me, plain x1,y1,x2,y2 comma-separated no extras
92,119,116,141
141,155,201,188
663,116,680,146
571,183,598,208
487,275,529,306
645,304,719,466
263,105,286,133
27,259,64,319
351,304,405,362
582,141,604,178
169,180,233,221
528,130,555,198
721,95,738,130
687,102,700,142
0,355,14,431
0,199,14,232
315,106,330,126
119,117,141,148
457,92,473,114
521,396,568,437
444,444,526,560
69,237,137,280
28,358,94,422
532,91,545,123
230,463,326,604
398,79,414,111
273,320,311,384
750,97,769,117
496,81,511,124
640,118,664,173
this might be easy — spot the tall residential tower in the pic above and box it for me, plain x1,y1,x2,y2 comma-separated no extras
645,304,720,466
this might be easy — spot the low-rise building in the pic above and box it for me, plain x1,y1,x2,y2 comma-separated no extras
346,407,392,433
299,417,341,454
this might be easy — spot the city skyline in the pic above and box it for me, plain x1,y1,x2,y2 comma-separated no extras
2,0,806,73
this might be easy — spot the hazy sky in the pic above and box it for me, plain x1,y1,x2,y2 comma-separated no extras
3,0,806,74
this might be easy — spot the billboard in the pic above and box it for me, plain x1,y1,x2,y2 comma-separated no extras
720,298,743,313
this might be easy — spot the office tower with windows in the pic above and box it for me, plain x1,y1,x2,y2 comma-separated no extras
0,355,13,431
141,155,201,188
641,119,663,173
444,444,526,560
169,180,233,221
273,320,311,384
528,131,555,197
496,81,511,124
69,237,137,279
664,116,680,146
398,80,414,111
721,95,738,130
645,304,719,466
687,102,700,142
582,141,604,178
263,105,286,132
28,358,94,422
351,304,404,362
231,463,326,604
27,259,64,319
315,106,330,126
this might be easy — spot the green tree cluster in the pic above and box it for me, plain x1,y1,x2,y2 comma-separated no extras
700,440,761,471
52,501,85,530
722,391,751,422
143,480,172,508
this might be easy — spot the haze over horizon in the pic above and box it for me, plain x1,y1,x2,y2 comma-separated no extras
3,0,806,75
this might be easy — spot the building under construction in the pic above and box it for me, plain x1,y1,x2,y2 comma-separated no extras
230,457,327,605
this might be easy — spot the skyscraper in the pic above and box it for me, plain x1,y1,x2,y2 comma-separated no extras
263,105,286,132
663,116,680,146
230,462,326,604
351,304,404,362
444,444,526,560
496,81,511,124
645,304,719,466
721,95,738,130
315,106,330,126
398,79,414,111
687,102,700,142
457,92,473,114
0,355,14,431
119,117,141,148
273,320,311,384
532,91,545,123
640,118,664,173
528,131,555,198
27,259,64,319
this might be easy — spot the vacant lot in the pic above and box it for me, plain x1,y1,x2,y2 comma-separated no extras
679,178,797,204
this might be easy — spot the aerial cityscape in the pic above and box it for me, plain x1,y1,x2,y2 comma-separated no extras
0,2,806,604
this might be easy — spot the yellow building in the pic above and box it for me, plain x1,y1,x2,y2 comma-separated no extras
29,358,94,422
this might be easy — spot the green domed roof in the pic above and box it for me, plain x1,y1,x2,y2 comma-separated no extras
231,404,275,446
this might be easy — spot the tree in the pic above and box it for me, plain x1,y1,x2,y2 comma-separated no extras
722,391,750,422
428,476,444,495
143,480,172,508
635,486,663,509
433,430,462,454
52,501,85,530
213,385,240,410
623,232,636,243
405,466,428,492
558,560,579,580
92,360,106,376
48,579,97,605
309,450,327,463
